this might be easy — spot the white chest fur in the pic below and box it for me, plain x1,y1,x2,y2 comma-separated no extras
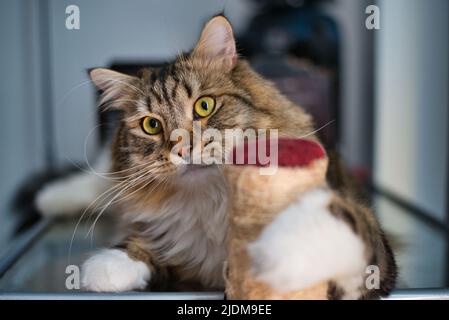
126,168,229,288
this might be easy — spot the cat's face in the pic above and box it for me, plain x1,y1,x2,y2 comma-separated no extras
90,16,314,191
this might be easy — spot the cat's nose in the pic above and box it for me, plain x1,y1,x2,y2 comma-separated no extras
178,145,191,158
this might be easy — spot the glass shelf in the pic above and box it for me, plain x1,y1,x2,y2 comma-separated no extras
0,192,448,299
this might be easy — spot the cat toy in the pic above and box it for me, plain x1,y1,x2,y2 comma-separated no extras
224,138,364,299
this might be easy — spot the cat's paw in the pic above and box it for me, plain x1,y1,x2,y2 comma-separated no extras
81,249,150,292
248,189,366,293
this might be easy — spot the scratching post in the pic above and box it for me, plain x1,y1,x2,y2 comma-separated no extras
225,139,330,299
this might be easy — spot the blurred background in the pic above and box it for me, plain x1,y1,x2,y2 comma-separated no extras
0,0,448,295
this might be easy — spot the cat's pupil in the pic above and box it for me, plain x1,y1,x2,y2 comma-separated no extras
201,101,208,111
149,118,158,128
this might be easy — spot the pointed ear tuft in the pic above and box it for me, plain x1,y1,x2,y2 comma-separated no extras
89,68,134,91
89,68,136,108
193,16,237,72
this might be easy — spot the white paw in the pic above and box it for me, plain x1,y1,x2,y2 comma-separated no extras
248,189,366,293
81,249,151,292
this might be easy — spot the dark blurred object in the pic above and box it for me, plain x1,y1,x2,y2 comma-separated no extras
239,0,339,150
251,0,331,10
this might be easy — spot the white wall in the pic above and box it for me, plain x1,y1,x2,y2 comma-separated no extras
374,0,449,220
47,0,254,165
0,0,46,246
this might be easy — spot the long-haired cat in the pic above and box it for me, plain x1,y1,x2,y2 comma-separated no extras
36,16,396,298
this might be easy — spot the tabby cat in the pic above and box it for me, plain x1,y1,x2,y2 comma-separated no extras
36,16,396,298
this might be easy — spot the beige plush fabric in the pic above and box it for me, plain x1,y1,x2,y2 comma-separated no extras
225,157,329,299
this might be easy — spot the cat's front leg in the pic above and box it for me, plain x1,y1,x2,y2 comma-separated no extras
81,237,157,292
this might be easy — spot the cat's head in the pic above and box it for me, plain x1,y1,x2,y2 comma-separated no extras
89,16,314,195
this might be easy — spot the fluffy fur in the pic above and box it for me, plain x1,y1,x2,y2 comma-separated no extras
36,173,105,217
122,166,229,288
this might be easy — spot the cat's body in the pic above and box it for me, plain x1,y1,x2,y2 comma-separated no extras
36,16,396,298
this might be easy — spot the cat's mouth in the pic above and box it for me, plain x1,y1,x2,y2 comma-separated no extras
180,164,214,177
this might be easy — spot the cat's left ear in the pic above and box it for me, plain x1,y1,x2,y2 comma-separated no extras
89,68,138,108
193,16,237,72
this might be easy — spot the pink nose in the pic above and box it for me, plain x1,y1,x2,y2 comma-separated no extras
177,145,191,158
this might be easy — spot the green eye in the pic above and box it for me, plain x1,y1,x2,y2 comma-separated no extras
194,96,215,118
142,117,162,135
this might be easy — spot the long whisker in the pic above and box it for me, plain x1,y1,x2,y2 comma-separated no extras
99,98,147,112
87,165,172,218
297,119,335,139
91,161,156,178
69,158,152,181
136,173,169,212
83,163,169,243
84,162,167,217
67,164,155,263
90,170,159,215
80,123,153,181
107,174,160,207
86,170,159,241
96,77,146,97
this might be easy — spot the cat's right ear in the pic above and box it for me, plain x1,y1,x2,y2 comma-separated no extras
89,68,137,107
